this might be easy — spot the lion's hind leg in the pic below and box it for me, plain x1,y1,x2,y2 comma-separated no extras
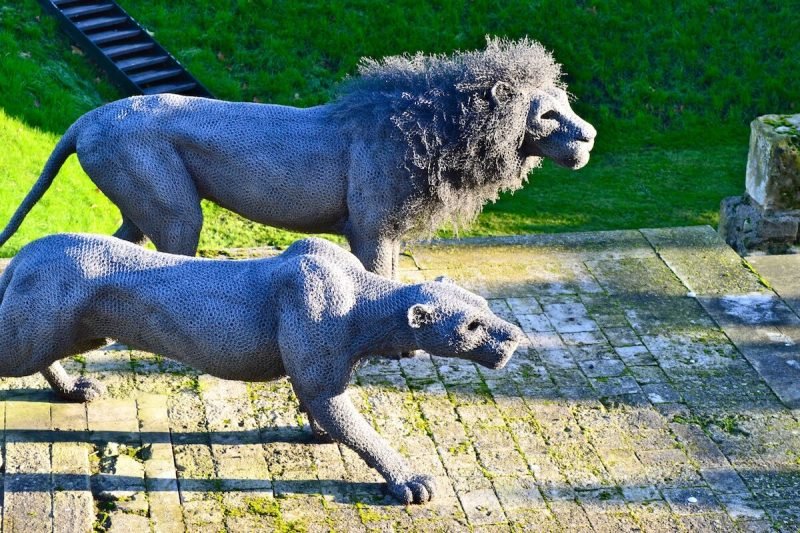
113,215,147,245
83,144,203,256
126,150,203,256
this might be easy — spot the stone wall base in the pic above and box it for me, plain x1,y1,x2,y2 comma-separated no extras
719,194,800,255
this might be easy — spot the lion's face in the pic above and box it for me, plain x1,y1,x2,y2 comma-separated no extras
407,280,525,369
521,86,596,169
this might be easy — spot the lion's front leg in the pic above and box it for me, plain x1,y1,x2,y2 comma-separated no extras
303,391,436,504
348,234,398,279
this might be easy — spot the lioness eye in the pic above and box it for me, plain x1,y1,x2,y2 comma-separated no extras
467,320,481,331
541,110,558,120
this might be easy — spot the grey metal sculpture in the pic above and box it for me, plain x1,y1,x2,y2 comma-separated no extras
0,37,595,278
0,234,523,503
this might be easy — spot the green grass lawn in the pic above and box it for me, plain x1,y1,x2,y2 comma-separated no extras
461,143,747,237
0,0,795,257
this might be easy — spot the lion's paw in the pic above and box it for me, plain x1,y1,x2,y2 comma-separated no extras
389,474,436,504
61,376,107,403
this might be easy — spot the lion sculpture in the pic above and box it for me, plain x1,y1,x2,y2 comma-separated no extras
0,37,595,278
0,234,523,503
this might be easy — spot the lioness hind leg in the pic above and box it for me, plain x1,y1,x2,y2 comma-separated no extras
41,360,106,403
294,386,334,443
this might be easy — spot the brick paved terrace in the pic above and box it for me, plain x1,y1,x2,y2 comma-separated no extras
0,226,799,532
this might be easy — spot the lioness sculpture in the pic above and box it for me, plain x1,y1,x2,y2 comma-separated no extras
0,37,595,278
0,234,523,503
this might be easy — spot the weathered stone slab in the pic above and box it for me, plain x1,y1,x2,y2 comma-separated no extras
3,442,52,533
408,230,655,265
457,486,507,525
106,512,150,532
748,253,800,314
138,394,185,532
586,254,714,335
87,398,139,443
639,226,800,408
699,295,800,408
52,442,93,533
549,500,594,531
641,226,767,296
4,227,800,529
661,487,722,515
3,401,53,533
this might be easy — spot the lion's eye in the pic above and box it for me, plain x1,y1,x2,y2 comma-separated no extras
541,110,558,120
467,320,482,331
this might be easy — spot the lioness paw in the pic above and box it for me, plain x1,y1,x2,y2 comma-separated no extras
389,474,436,504
60,376,107,403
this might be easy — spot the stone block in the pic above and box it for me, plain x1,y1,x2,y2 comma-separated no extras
719,114,800,254
719,194,799,254
746,114,800,210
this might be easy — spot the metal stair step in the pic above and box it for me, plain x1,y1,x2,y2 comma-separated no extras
38,0,213,98
142,81,197,95
89,28,141,45
130,68,183,85
115,55,170,72
74,15,128,31
102,42,155,59
62,3,114,18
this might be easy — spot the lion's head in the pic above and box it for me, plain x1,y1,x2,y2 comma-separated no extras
334,37,596,231
514,86,596,170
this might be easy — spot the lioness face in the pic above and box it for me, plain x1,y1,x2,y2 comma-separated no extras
408,282,525,369
522,86,596,170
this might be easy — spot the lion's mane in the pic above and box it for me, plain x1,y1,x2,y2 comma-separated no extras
332,37,563,232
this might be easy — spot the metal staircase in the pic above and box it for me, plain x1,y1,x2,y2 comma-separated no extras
37,0,214,98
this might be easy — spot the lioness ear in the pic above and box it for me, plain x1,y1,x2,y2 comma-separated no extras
434,275,456,285
408,304,435,329
490,81,516,106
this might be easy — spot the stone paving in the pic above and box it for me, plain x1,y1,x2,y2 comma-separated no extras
1,225,799,532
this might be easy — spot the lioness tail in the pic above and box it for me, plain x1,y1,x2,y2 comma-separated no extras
0,122,80,249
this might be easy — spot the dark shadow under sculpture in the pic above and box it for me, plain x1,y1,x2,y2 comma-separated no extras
0,37,595,278
0,234,523,504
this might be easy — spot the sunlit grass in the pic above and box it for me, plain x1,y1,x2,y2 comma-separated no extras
453,140,747,237
0,110,120,257
0,0,795,257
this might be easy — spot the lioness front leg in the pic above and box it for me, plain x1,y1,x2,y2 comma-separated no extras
294,396,334,443
304,391,436,503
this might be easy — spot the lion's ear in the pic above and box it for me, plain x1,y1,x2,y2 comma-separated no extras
408,304,435,329
490,81,517,106
434,275,456,285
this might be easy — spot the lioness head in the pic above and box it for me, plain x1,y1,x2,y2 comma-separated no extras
517,85,596,170
407,278,525,369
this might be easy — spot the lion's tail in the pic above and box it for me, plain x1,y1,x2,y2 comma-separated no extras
0,121,81,250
